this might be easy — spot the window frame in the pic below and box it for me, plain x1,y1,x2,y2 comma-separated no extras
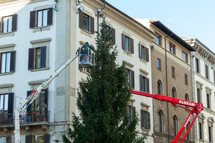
140,109,150,130
169,42,176,55
0,51,16,74
207,93,211,109
185,74,188,85
139,74,149,93
36,9,48,28
157,58,161,70
173,115,178,136
155,32,162,46
205,64,209,79
171,66,175,78
128,105,135,124
172,87,177,98
158,110,164,133
126,68,135,89
122,34,134,53
182,51,188,63
157,80,163,95
196,58,200,73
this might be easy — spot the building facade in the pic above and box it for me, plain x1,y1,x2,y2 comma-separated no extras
136,18,195,143
184,38,215,143
0,0,156,142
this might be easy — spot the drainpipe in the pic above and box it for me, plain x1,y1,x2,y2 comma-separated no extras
164,33,173,143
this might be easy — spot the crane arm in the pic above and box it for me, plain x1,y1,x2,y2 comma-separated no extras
131,90,203,143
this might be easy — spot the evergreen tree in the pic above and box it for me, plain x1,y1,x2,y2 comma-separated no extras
63,20,146,143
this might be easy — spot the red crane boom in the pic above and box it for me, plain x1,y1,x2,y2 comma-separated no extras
131,90,203,143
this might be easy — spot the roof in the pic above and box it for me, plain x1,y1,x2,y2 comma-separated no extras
150,20,195,51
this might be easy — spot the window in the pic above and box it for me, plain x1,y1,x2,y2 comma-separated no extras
186,122,191,140
157,58,161,70
105,26,116,44
185,94,189,108
196,58,200,73
25,134,50,143
126,69,135,89
205,64,209,79
185,74,188,85
122,34,134,53
27,89,48,122
1,14,17,33
208,126,212,142
170,42,176,55
128,105,135,124
199,122,203,140
182,51,188,63
158,110,164,133
0,93,14,124
207,93,211,109
0,136,12,143
0,51,16,74
79,11,94,34
157,80,163,95
28,47,47,70
30,8,53,28
197,88,202,103
140,109,150,130
172,87,177,98
139,74,149,92
173,115,178,136
139,44,149,61
171,66,175,78
155,32,161,45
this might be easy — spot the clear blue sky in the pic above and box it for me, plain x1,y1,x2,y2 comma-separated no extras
107,0,215,53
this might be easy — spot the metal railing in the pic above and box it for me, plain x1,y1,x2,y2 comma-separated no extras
0,110,50,126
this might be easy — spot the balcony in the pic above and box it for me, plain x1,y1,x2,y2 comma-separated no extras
0,110,50,126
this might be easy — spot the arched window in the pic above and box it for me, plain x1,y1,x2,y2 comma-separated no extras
173,115,178,136
157,80,163,95
158,110,164,133
185,94,189,108
186,122,191,140
172,87,177,98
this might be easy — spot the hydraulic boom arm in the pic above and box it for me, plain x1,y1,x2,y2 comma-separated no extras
131,90,203,143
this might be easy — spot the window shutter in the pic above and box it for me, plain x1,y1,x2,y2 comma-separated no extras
6,136,12,143
44,88,48,106
145,78,149,93
40,46,47,68
44,134,50,143
130,38,134,54
30,11,36,28
147,111,150,129
140,110,143,128
0,17,2,33
25,135,32,143
132,106,136,119
131,70,135,89
138,43,141,58
10,51,16,72
27,90,33,112
139,74,143,91
112,28,116,44
28,48,34,70
8,93,14,114
90,16,94,34
145,48,149,62
47,8,53,26
12,14,17,32
79,10,83,29
122,34,125,50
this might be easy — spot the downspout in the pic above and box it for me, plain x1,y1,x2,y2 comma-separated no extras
164,33,173,143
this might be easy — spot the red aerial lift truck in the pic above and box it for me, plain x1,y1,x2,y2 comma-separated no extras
131,90,203,143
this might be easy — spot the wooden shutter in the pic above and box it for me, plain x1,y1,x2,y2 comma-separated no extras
47,8,53,26
10,51,16,72
145,48,149,62
131,70,135,89
132,106,136,119
12,14,17,32
40,46,47,68
28,48,34,70
145,78,149,93
30,11,36,28
44,88,48,106
147,111,150,129
6,136,12,143
112,28,116,44
139,74,143,91
140,110,143,128
25,135,32,143
79,10,83,29
122,34,125,50
90,16,94,34
44,134,50,143
8,93,14,124
130,38,134,54
138,43,141,58
0,17,2,33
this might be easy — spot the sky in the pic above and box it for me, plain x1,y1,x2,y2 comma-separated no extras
107,0,215,53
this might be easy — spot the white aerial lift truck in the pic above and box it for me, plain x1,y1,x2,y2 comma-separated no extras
14,43,94,143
